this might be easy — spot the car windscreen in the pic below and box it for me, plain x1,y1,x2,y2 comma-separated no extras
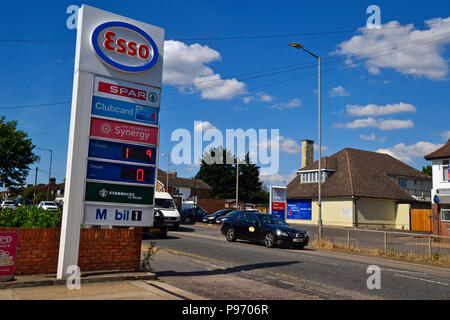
154,198,175,209
257,214,288,226
44,202,56,206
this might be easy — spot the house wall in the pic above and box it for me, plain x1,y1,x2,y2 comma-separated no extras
287,198,354,228
395,203,411,230
356,198,410,230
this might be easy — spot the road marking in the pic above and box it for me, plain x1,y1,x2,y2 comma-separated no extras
394,274,449,286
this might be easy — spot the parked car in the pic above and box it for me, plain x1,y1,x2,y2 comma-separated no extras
1,200,17,210
180,206,208,224
142,209,168,239
202,209,234,224
37,201,59,211
54,197,64,209
154,192,180,230
216,209,259,224
15,198,32,207
221,211,309,249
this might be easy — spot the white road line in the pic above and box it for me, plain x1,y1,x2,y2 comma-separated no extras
394,273,449,286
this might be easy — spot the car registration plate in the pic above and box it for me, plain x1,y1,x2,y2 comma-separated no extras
293,238,303,242
149,228,160,232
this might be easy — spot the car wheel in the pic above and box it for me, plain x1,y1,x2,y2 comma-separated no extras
185,217,190,224
159,232,168,239
264,232,276,248
226,228,236,242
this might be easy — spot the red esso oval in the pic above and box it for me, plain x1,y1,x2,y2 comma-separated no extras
103,31,150,60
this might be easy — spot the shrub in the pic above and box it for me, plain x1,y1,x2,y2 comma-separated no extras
0,206,62,228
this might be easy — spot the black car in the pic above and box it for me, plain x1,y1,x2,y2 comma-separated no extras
180,207,208,224
15,198,32,207
202,209,233,224
216,209,258,225
221,211,309,249
142,209,168,239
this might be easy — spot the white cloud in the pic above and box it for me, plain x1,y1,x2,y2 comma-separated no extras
335,117,414,130
163,40,246,100
194,121,217,133
260,170,297,185
441,130,450,141
334,17,450,80
346,102,416,117
314,144,331,155
243,92,274,104
360,133,377,140
270,98,301,110
376,141,443,163
329,86,350,97
259,136,300,154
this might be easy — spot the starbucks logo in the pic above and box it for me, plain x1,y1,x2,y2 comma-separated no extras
148,92,158,103
99,189,109,198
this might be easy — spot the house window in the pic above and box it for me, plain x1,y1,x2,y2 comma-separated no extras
399,178,407,188
442,209,450,222
443,160,449,182
301,171,327,183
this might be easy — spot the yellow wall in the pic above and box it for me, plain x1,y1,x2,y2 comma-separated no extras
356,198,411,230
287,198,411,230
395,203,411,230
287,198,354,227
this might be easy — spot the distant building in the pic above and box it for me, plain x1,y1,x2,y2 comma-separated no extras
425,139,450,236
287,142,431,230
157,169,212,201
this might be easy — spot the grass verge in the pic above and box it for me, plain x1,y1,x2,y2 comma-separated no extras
312,238,450,267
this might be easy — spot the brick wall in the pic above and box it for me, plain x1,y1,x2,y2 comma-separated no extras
432,203,450,237
0,227,142,275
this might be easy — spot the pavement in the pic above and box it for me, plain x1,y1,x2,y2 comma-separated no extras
0,271,206,300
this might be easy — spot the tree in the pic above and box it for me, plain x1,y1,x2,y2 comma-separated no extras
0,116,39,189
195,147,268,204
422,165,432,176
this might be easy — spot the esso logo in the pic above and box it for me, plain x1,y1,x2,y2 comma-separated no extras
91,21,159,73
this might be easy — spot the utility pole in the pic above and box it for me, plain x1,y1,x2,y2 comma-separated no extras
236,158,239,209
37,147,53,201
34,167,38,205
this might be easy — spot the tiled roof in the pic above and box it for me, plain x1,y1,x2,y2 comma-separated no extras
425,139,450,160
287,148,431,202
157,169,212,190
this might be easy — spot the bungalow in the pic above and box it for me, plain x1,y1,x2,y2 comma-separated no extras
286,140,431,230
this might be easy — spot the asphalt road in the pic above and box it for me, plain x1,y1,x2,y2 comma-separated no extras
144,224,450,300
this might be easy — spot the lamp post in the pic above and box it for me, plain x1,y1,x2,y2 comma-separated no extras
288,42,323,241
161,153,170,192
37,147,53,201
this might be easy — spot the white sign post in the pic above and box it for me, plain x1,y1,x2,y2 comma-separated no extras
57,5,165,279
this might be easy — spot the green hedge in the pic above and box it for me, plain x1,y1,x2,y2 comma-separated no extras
0,206,62,228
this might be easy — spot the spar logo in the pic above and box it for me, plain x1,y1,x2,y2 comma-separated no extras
91,21,159,73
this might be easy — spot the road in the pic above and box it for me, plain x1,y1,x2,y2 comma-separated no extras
144,224,450,300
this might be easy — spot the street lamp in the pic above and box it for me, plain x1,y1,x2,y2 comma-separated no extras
161,153,170,192
37,147,53,201
289,42,323,241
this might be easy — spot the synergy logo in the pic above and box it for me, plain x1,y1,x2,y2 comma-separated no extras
90,118,158,144
91,21,159,73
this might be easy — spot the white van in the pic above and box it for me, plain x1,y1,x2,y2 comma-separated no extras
154,192,181,230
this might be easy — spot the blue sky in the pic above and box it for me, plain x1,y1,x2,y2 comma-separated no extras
1,0,449,189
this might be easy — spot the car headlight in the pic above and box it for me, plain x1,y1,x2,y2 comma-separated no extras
276,230,289,237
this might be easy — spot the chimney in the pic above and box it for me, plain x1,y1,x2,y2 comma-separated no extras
301,140,314,168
